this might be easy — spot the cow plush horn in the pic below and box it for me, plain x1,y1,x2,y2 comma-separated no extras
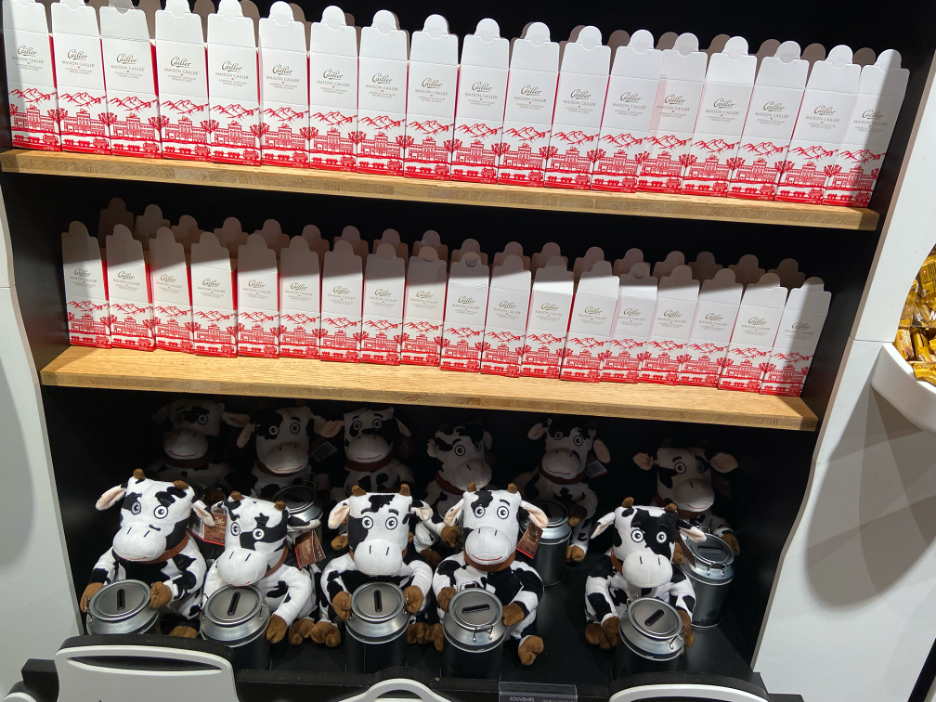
133,468,146,480
466,482,477,492
507,483,518,494
399,484,410,496
352,485,366,497
229,491,244,501
664,503,677,512
173,480,189,490
622,497,635,508
274,501,286,511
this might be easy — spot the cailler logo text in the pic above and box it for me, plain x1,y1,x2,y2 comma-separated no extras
67,50,87,60
521,85,542,96
665,94,686,105
763,101,784,112
705,313,724,321
118,271,134,281
748,317,766,325
421,78,442,89
458,296,475,305
290,282,307,291
416,290,433,299
620,92,641,102
792,322,811,330
714,98,734,109
203,279,219,288
663,310,682,318
74,268,91,277
17,46,37,57
585,306,602,315
117,54,137,65
541,303,558,311
374,289,391,297
623,308,641,316
333,285,350,294
571,89,591,100
499,301,516,309
372,73,392,84
171,57,191,68
862,109,885,120
814,106,835,116
272,65,293,76
472,82,492,92
160,274,176,283
323,69,344,80
248,280,265,289
222,61,242,72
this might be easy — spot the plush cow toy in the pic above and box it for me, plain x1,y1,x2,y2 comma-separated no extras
80,469,212,636
236,407,341,501
414,421,494,566
312,486,434,648
429,483,549,665
633,443,740,555
584,498,705,650
513,418,609,562
202,492,317,645
147,399,249,501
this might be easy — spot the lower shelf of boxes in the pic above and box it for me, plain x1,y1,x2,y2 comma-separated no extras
39,346,818,431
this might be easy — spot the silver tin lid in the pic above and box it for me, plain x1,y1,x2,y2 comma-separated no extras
272,482,323,524
200,585,269,647
444,589,506,652
682,534,735,585
86,580,159,635
619,597,684,662
528,500,572,543
346,582,408,643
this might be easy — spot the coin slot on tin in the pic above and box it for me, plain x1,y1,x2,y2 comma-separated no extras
464,604,491,614
117,587,126,611
699,546,723,556
227,592,241,616
644,609,665,627
374,590,383,612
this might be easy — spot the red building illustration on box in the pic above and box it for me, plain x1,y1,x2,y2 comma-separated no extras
600,338,645,382
154,305,194,353
680,139,741,196
110,302,156,351
676,343,729,387
498,126,550,186
451,123,500,183
519,334,566,379
559,337,606,382
238,311,279,358
280,313,320,358
821,150,883,207
759,352,811,396
638,340,688,385
716,347,769,392
401,321,442,366
404,120,454,180
59,92,111,154
591,133,644,192
210,104,261,165
480,330,525,378
356,116,406,175
361,320,402,365
9,91,62,151
637,135,692,193
440,327,483,372
108,96,162,158
260,106,309,168
161,100,210,160
309,111,356,171
775,145,837,204
320,317,362,362
545,131,599,190
192,310,237,357
67,301,112,348
726,141,787,200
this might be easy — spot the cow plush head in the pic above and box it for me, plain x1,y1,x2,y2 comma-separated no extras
427,421,493,491
216,492,318,586
328,486,432,576
95,469,213,561
591,499,705,588
341,407,410,465
633,444,738,514
528,418,610,481
444,484,548,568
236,407,341,474
152,399,249,463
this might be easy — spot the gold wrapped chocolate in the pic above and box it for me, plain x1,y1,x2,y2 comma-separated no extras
895,328,914,359
921,255,936,299
913,331,935,363
913,364,936,388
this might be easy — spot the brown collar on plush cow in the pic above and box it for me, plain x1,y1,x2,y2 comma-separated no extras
537,465,585,485
138,534,189,564
346,453,396,473
165,453,215,470
464,551,515,572
610,550,624,575
435,474,463,495
653,493,699,520
255,459,306,477
264,547,288,578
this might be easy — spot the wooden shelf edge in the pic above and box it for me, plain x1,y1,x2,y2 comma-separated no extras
0,149,877,231
39,347,818,431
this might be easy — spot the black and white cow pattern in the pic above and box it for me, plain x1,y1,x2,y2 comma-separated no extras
313,488,434,647
430,486,549,665
584,500,704,649
513,418,609,561
634,445,739,554
83,470,210,629
330,407,415,502
147,399,249,492
202,493,316,644
414,421,494,558
237,407,340,500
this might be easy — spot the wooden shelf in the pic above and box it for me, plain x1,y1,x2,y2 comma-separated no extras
40,346,818,431
0,149,877,230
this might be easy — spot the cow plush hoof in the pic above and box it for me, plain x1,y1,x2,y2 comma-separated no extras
288,618,315,645
568,505,587,527
310,621,341,647
502,602,525,627
80,582,105,613
265,614,289,644
437,586,456,612
403,586,424,614
518,635,544,665
427,623,444,652
672,541,685,564
585,622,616,650
330,534,349,551
679,610,694,647
150,582,173,609
420,549,442,568
407,622,429,645
601,616,620,648
722,533,740,556
168,625,198,638
566,545,586,563
440,525,460,548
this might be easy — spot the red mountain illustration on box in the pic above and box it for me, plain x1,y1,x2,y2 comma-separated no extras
112,302,149,315
694,138,738,154
457,123,499,137
215,104,257,119
195,310,235,321
263,106,308,122
282,313,318,324
161,99,207,115
405,321,442,332
311,111,354,126
601,133,642,148
647,135,691,149
68,300,105,312
240,310,276,323
504,126,548,142
365,319,400,330
840,149,885,163
360,115,405,130
555,131,597,146
790,145,836,160
111,96,157,111
155,305,189,317
62,92,104,107
10,88,54,103
742,141,786,156
409,119,452,135
324,316,359,329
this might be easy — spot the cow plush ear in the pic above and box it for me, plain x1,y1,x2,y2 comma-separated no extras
483,431,493,450
328,500,351,530
236,423,256,449
521,501,549,529
395,418,412,437
593,439,611,464
222,412,251,428
95,484,127,511
527,419,550,440
192,500,216,528
710,452,739,474
410,500,434,522
633,453,655,471
288,516,320,532
679,525,707,543
426,438,440,459
443,499,465,527
151,403,171,425
313,415,343,438
590,511,617,539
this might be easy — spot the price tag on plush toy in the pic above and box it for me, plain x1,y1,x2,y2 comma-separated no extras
583,459,607,479
309,437,338,463
295,530,326,568
203,508,227,545
516,522,543,558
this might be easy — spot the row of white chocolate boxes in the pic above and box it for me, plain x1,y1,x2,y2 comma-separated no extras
5,0,908,206
63,198,830,396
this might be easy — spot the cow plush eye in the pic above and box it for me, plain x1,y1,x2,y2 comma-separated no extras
554,431,564,439
130,502,142,515
253,529,265,540
573,435,584,446
454,445,466,456
197,415,208,425
631,529,644,542
697,462,707,474
496,506,509,519
290,421,301,434
154,505,169,519
386,516,398,529
362,516,374,529
674,462,686,474
352,420,363,431
230,523,241,536
474,506,485,518
656,532,668,543
372,419,382,429
269,426,279,436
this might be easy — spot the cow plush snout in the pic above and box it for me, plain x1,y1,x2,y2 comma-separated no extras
164,429,210,460
258,442,308,473
353,539,403,576
346,435,392,463
673,480,715,513
449,460,492,491
217,547,269,586
540,449,583,479
464,527,514,565
622,552,673,589
112,526,169,562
